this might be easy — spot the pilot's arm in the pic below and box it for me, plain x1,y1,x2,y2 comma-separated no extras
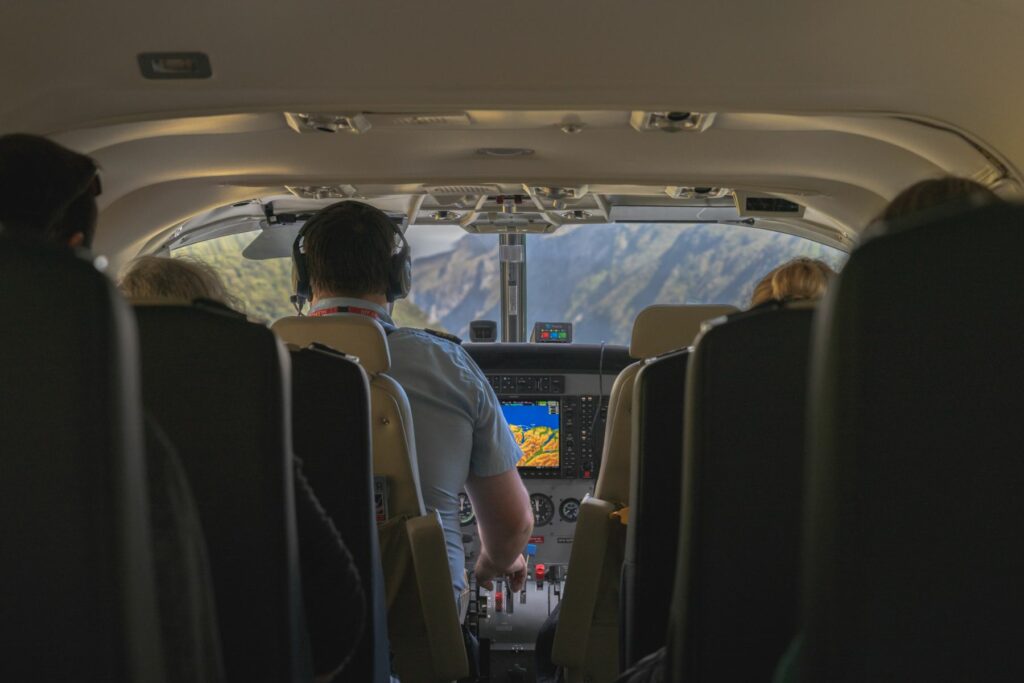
463,362,534,592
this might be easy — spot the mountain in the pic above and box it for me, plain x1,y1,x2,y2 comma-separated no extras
406,223,846,345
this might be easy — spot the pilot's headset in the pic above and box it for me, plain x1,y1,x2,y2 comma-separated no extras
290,200,412,313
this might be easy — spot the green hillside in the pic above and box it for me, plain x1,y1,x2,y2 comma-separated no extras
172,230,443,329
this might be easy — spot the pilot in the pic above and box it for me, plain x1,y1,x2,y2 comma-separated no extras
293,200,535,603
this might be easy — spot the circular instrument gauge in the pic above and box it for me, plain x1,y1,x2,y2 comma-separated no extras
530,493,555,527
458,492,475,526
559,497,581,523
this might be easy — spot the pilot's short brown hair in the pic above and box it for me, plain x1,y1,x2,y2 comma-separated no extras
302,201,397,297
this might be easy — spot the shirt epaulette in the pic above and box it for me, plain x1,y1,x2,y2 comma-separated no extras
423,328,463,344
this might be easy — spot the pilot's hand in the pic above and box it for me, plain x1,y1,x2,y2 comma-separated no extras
475,552,528,592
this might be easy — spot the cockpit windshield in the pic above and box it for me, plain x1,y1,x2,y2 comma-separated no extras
169,221,846,344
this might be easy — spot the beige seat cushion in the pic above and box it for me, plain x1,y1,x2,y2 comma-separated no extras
273,315,391,374
629,304,736,359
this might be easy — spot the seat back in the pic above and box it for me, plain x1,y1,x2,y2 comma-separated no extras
554,304,734,682
0,239,165,682
273,315,424,517
135,303,309,683
272,315,467,683
288,344,391,683
620,349,690,669
800,203,1024,682
668,304,814,682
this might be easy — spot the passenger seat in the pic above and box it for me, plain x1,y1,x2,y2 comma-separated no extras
136,301,311,683
552,304,735,683
0,239,165,682
620,348,690,669
667,302,814,681
272,314,468,683
798,202,1024,682
288,343,391,683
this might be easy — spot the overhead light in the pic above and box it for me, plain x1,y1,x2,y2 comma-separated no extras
137,52,212,79
476,147,534,158
560,123,586,134
285,185,360,199
284,112,372,134
431,210,462,221
563,210,592,220
665,186,732,199
631,111,716,133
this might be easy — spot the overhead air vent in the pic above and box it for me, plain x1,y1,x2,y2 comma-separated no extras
630,111,716,133
284,112,372,134
285,185,360,199
665,186,732,199
735,192,805,218
425,184,500,196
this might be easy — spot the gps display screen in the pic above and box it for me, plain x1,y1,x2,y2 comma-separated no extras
502,399,560,470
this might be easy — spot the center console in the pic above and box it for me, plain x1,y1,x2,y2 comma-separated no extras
458,343,632,682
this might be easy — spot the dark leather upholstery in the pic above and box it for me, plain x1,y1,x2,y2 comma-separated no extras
669,304,814,681
135,303,310,683
620,349,690,670
289,345,391,683
0,238,165,682
800,203,1024,682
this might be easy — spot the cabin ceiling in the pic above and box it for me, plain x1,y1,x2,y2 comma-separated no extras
2,0,1022,263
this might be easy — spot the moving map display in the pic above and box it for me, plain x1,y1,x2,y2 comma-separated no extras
502,399,560,469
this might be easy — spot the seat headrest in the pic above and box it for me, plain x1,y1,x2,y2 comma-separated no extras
272,315,391,374
629,304,738,358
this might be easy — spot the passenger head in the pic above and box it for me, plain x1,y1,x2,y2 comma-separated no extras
299,200,408,302
878,176,999,223
749,257,836,308
0,133,101,248
119,255,242,309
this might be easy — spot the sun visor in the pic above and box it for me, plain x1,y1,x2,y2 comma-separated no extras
242,223,301,260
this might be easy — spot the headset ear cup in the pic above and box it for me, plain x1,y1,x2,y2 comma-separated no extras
388,239,412,302
291,228,312,308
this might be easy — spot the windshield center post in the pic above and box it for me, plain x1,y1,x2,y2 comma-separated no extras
499,233,527,342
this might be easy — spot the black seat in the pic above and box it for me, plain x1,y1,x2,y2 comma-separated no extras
620,349,690,670
0,238,165,682
799,202,1024,682
134,302,310,683
668,303,814,681
289,344,391,683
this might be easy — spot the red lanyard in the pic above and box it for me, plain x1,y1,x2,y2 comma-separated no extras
309,305,381,320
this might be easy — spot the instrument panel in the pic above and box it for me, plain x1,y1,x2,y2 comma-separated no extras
462,368,615,566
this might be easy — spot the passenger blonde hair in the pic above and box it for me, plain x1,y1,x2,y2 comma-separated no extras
750,257,836,308
119,255,243,310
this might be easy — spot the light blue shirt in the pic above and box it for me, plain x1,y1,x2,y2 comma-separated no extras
310,297,521,597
